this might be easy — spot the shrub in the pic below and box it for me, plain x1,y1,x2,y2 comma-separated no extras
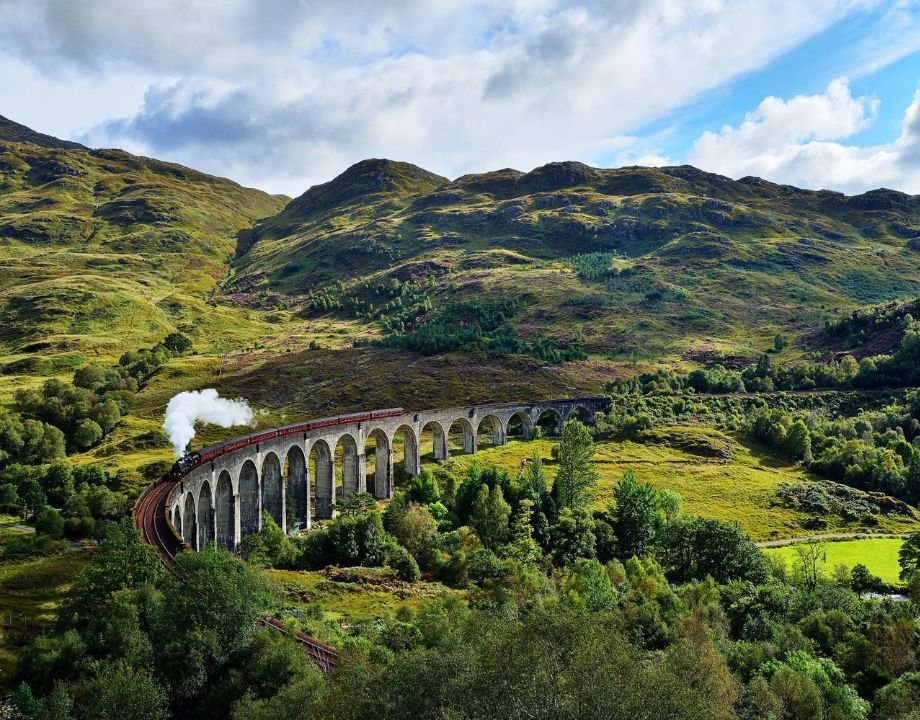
162,332,193,354
71,419,103,451
35,507,65,539
386,544,421,582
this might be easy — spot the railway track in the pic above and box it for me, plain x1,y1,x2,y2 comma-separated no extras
133,479,338,672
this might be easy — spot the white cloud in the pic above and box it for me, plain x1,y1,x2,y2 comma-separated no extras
688,78,920,193
0,0,870,194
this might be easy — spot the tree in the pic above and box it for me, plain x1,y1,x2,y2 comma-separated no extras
157,547,267,701
470,484,510,550
22,422,66,464
332,491,376,516
658,516,768,584
300,511,391,568
774,334,788,351
519,448,547,499
658,489,682,524
505,498,541,565
10,683,42,719
35,507,64,539
390,504,439,568
70,519,160,618
0,482,19,512
611,471,660,558
550,507,596,566
567,558,617,611
18,477,47,518
387,543,421,581
71,419,103,451
553,420,598,510
906,453,920,505
407,469,440,504
90,399,122,434
73,364,108,390
850,563,883,597
899,531,920,581
42,460,74,507
163,332,193,354
83,661,168,720
785,420,813,464
73,463,107,486
241,512,297,566
793,540,825,591
40,683,73,720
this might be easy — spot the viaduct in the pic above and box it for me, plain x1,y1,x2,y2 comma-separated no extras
166,397,610,552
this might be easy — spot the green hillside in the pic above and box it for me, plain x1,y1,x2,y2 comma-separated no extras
0,133,287,371
232,159,920,367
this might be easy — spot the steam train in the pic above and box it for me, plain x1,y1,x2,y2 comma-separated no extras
165,407,405,482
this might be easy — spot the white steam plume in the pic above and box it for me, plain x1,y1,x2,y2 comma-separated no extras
163,389,254,457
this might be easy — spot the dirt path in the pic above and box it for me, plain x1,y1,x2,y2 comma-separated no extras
757,532,909,548
0,521,34,534
0,520,85,551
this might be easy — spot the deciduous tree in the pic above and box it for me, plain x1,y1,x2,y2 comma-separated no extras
553,420,598,511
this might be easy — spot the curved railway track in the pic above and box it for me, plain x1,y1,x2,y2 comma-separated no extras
133,478,338,672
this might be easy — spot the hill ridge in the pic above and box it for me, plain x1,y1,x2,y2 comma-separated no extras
0,113,87,151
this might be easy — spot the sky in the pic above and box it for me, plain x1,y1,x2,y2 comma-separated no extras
1,0,920,197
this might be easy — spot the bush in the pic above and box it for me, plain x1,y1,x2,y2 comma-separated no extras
162,332,193,354
64,515,96,539
35,507,65,539
386,544,421,582
71,419,103,451
299,512,391,569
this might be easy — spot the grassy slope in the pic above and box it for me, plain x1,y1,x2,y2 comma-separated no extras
764,537,906,586
0,140,287,365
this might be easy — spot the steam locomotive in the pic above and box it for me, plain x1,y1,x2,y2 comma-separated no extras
165,407,405,482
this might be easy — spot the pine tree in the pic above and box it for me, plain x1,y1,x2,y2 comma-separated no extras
505,499,541,565
519,448,547,499
470,484,510,550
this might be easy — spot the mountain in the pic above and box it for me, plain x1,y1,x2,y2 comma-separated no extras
0,113,88,150
3,113,920,410
0,124,287,366
232,157,920,364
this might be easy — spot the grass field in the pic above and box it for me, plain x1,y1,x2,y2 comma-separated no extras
764,538,906,586
0,548,89,691
262,566,456,645
437,427,920,541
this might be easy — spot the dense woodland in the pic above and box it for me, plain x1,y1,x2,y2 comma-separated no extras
0,335,192,543
5,416,920,720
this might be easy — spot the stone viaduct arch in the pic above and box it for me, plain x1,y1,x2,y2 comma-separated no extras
215,470,234,550
166,397,609,553
239,459,260,537
286,445,309,531
311,439,334,521
261,452,284,528
477,414,506,448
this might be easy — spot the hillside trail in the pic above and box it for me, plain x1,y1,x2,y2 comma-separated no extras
757,532,909,548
